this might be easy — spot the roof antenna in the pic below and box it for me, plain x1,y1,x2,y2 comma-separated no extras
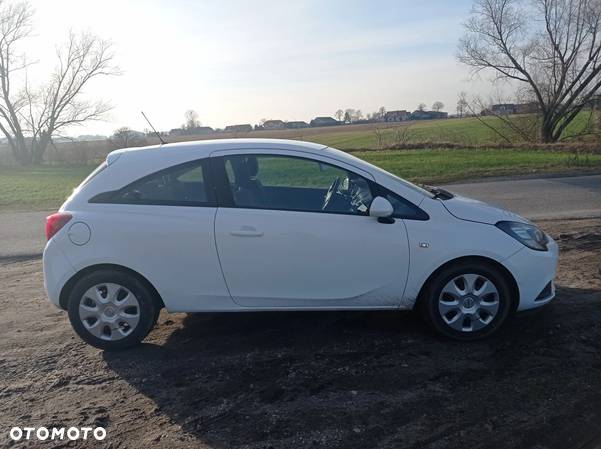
141,110,166,145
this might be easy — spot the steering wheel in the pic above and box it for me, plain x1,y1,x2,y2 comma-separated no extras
322,177,341,211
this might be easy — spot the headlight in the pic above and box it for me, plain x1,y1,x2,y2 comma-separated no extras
496,221,548,251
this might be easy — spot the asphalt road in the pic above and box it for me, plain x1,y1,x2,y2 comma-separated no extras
444,173,601,220
0,174,600,258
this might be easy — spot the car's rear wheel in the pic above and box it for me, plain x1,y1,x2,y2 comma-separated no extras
420,261,513,340
67,269,158,350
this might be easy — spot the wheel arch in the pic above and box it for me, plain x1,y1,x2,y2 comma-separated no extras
413,255,520,313
59,263,165,311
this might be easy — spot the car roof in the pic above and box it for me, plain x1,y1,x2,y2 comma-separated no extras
108,138,328,163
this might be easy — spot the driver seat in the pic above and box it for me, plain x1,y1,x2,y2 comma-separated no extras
231,156,265,207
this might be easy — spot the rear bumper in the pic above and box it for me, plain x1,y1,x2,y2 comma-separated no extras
43,239,76,309
503,237,559,311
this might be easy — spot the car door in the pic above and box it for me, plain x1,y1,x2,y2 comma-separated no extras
212,150,410,308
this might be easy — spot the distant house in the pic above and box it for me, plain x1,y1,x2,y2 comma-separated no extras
410,110,448,120
482,102,539,116
286,121,309,129
224,124,253,133
385,110,410,122
491,104,517,115
263,119,286,130
189,126,214,135
310,116,339,127
516,102,539,114
169,126,214,136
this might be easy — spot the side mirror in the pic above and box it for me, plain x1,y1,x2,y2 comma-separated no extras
369,196,394,218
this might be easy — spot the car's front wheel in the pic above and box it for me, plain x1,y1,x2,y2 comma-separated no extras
67,269,158,350
420,261,513,340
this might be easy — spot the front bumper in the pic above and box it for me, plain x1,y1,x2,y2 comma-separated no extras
503,237,559,311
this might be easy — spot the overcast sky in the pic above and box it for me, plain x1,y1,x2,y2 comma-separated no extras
26,0,495,136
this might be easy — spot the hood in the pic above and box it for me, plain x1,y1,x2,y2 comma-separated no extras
440,195,531,225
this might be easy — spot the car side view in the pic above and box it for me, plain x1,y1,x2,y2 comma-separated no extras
43,139,559,350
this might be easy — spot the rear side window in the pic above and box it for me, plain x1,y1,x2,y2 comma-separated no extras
92,159,214,207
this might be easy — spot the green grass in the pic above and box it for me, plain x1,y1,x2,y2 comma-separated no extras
220,112,599,150
2,148,601,212
306,117,503,149
0,165,94,211
356,148,601,184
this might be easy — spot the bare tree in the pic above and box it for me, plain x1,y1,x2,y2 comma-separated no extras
0,2,118,165
110,127,145,149
373,127,386,148
458,0,601,142
456,91,469,117
335,109,344,122
417,103,426,111
183,109,200,129
432,101,445,112
344,108,355,123
467,95,540,143
392,122,415,145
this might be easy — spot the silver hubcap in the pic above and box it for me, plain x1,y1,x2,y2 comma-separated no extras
438,273,500,333
78,283,140,341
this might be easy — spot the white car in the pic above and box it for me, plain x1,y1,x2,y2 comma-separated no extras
43,139,558,350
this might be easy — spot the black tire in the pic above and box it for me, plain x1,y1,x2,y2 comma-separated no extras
67,269,158,350
419,261,513,340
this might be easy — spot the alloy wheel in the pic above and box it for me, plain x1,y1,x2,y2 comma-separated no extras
438,273,500,332
78,283,141,341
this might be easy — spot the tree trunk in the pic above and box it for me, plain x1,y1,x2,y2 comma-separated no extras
15,138,32,165
540,115,558,143
32,133,51,165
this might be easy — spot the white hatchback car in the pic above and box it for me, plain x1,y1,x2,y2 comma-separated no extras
43,139,558,350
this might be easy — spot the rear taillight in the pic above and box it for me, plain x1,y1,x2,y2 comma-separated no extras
45,212,72,240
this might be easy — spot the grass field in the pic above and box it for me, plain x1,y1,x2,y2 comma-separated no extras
6,114,598,169
0,165,93,211
157,113,599,150
159,116,508,150
2,148,600,212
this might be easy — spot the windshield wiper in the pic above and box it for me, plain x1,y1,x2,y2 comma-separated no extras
422,184,454,200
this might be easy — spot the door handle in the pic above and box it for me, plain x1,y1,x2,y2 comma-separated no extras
230,226,264,237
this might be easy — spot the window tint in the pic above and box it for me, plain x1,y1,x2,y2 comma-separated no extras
111,160,213,206
223,154,373,215
380,188,429,220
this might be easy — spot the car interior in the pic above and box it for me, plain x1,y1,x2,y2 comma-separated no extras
225,155,373,214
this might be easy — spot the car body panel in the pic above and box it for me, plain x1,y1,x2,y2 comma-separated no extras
54,206,233,312
401,198,525,307
439,194,531,225
43,235,76,307
43,139,558,317
215,207,410,308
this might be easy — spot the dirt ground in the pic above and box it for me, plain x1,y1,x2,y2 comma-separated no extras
1,218,600,449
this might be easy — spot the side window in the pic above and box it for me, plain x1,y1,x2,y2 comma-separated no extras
222,154,373,215
110,160,213,206
380,187,429,220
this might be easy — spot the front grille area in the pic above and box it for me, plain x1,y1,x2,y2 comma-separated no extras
535,281,553,301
